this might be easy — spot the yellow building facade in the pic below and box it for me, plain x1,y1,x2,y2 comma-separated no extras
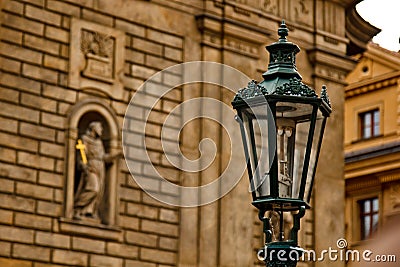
345,43,400,248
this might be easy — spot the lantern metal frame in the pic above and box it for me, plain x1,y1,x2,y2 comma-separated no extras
234,91,331,210
231,21,331,267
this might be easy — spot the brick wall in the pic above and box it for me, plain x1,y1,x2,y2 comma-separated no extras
0,0,184,266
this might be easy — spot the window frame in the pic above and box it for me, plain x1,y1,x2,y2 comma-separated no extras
359,108,380,139
359,197,379,240
348,189,382,245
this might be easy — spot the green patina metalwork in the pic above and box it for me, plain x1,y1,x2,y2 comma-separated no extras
321,85,331,107
232,20,330,107
273,78,317,97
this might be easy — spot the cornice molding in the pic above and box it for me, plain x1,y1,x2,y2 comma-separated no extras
308,48,357,83
347,171,400,191
379,173,400,183
345,5,381,55
345,71,400,98
345,140,400,163
346,177,380,193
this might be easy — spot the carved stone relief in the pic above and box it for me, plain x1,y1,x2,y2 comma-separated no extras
69,18,125,100
224,37,260,58
196,15,263,59
80,30,115,83
390,184,400,210
224,0,315,27
202,31,222,48
261,0,278,14
292,0,312,26
315,64,347,82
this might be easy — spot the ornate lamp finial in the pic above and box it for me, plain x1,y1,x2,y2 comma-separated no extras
259,19,302,89
278,20,289,41
321,85,331,107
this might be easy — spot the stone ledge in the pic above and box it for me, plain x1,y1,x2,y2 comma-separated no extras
58,217,122,241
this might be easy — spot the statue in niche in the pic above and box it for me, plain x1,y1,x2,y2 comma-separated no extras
74,121,120,221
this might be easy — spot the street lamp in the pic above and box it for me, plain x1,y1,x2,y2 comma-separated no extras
232,21,331,267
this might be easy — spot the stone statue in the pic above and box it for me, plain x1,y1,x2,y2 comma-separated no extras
73,121,119,221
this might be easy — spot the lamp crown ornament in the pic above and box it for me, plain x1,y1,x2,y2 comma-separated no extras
274,78,317,97
232,20,330,107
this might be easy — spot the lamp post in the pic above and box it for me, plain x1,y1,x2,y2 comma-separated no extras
231,21,331,267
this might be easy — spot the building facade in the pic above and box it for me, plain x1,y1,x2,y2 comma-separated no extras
0,0,376,266
345,43,400,251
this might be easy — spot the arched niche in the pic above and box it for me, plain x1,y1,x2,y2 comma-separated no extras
65,99,119,226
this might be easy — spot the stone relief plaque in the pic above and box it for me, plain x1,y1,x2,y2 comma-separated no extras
224,37,260,58
81,30,115,83
224,0,314,27
261,0,278,14
292,0,312,25
69,18,125,100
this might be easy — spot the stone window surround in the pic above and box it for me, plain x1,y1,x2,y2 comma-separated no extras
350,191,381,244
351,102,384,143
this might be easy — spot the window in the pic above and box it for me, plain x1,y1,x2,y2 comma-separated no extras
359,109,380,139
359,197,379,240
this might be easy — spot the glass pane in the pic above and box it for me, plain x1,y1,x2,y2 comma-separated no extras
275,102,313,199
364,216,371,238
363,113,372,138
364,113,371,127
372,214,379,236
253,117,270,197
276,120,295,198
372,198,379,212
242,114,263,196
373,124,380,136
291,120,309,198
373,110,379,124
242,105,275,198
363,126,371,138
373,111,380,136
303,113,324,202
364,200,371,213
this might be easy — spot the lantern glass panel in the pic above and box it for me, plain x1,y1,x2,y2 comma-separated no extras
241,104,275,198
289,120,310,199
275,101,313,200
303,109,325,202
